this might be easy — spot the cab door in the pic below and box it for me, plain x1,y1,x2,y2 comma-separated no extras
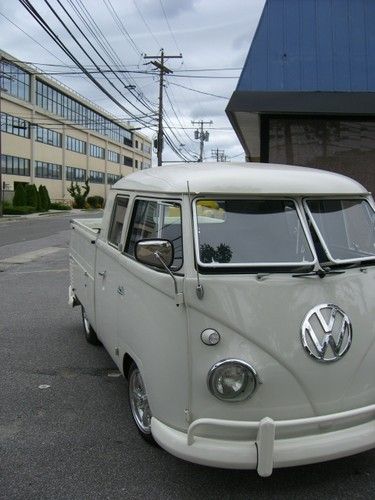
94,195,130,363
115,197,189,431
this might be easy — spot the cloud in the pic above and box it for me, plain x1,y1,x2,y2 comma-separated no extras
135,0,197,19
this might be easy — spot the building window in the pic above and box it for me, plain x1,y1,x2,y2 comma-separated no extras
66,166,86,182
35,79,134,146
123,155,133,167
1,112,30,138
35,161,62,179
134,159,138,169
36,125,62,147
89,170,105,184
66,135,86,154
0,60,31,102
135,140,139,149
1,155,30,176
108,150,120,163
89,144,105,159
144,144,151,155
107,173,121,185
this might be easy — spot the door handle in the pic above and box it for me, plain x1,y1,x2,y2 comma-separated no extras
98,271,106,278
117,286,125,296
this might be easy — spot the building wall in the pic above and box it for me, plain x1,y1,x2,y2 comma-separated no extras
1,51,152,204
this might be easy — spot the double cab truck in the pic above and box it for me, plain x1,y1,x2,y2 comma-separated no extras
69,162,375,476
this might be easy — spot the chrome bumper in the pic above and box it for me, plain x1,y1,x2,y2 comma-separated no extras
151,403,375,476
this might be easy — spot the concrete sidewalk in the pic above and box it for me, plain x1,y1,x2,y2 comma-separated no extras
0,208,102,223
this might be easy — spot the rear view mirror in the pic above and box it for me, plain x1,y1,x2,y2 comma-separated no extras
135,239,174,269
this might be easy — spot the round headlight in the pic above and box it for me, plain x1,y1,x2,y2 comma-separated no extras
207,359,258,402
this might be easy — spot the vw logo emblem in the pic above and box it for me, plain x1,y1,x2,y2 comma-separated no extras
301,304,352,362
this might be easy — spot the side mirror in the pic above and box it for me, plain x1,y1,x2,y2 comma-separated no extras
135,239,174,269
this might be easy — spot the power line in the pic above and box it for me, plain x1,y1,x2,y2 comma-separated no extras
132,0,161,47
17,0,156,130
169,81,229,99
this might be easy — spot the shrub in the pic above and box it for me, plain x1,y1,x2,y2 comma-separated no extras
87,195,104,209
43,185,51,210
3,205,35,215
67,179,90,209
38,185,48,211
25,184,38,208
13,184,27,206
50,202,71,211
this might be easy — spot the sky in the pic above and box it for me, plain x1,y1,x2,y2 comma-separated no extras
0,0,266,164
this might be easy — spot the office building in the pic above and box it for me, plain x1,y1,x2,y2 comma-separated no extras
0,49,152,203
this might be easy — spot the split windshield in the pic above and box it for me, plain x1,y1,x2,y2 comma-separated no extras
305,199,375,262
195,199,314,267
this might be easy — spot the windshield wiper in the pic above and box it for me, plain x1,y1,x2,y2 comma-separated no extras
292,265,345,279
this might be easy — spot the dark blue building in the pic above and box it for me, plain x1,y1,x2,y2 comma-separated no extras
226,0,375,192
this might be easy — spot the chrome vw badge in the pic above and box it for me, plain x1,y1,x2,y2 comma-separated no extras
301,304,352,362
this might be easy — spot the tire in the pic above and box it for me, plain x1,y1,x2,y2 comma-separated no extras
128,363,155,443
81,307,101,345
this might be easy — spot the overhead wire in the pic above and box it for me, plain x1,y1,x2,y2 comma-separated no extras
51,0,155,117
17,0,156,130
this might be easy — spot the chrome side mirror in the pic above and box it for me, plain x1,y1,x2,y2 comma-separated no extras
135,239,174,269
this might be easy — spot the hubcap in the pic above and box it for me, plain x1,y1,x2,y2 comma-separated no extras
82,310,90,335
129,368,152,434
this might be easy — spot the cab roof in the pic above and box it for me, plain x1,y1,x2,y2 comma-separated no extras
113,162,368,196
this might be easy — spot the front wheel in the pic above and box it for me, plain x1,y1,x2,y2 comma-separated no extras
128,363,154,443
81,307,101,345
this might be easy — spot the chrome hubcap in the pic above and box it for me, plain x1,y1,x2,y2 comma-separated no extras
129,368,152,434
82,310,90,334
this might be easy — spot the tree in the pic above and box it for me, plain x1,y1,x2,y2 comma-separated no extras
13,184,27,206
67,179,90,209
43,185,51,209
38,185,48,211
25,184,38,209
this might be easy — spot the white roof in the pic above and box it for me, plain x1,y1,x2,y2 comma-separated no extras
114,162,368,195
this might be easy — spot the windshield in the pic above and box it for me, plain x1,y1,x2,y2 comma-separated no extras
194,199,314,267
305,199,375,263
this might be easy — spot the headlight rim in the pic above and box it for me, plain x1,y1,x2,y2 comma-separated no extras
207,358,259,402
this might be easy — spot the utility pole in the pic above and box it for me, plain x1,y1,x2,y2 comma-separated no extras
211,148,227,162
192,120,213,162
144,49,182,166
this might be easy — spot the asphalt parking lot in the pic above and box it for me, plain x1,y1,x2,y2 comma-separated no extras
1,213,375,499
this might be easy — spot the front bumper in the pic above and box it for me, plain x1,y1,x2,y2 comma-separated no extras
151,403,375,476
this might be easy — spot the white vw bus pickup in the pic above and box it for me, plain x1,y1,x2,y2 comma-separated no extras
69,163,375,476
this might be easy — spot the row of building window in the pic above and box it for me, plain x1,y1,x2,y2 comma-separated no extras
1,112,29,138
66,135,86,154
1,155,123,184
35,79,133,146
1,154,30,176
36,125,62,148
1,61,153,158
0,60,30,102
1,113,143,165
89,144,105,159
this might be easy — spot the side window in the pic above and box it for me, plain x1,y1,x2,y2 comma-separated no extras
108,196,129,247
125,199,183,270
